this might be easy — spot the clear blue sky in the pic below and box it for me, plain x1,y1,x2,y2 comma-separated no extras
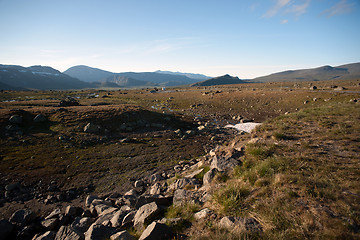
0,0,359,78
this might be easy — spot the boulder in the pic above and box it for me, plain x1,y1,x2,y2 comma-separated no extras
210,155,240,172
41,218,58,230
32,231,56,240
9,115,22,124
55,226,84,240
110,230,136,240
139,222,173,240
168,178,200,191
84,123,100,133
45,208,62,220
34,114,47,123
84,223,116,240
85,195,99,208
134,180,144,188
65,205,81,217
194,208,212,220
110,207,131,228
149,183,161,195
9,209,36,226
203,168,218,185
71,217,95,233
134,202,161,229
122,211,136,227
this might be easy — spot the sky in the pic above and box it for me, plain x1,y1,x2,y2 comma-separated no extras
0,0,359,78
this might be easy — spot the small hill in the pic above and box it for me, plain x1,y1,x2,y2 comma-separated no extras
191,74,245,86
63,65,113,83
253,62,360,82
0,65,90,90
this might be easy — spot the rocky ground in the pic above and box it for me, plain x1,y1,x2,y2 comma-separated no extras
0,79,359,239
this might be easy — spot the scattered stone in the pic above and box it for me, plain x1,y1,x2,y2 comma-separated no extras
309,86,317,90
139,222,173,240
134,202,161,229
110,230,136,240
84,123,100,133
55,226,84,240
65,205,80,217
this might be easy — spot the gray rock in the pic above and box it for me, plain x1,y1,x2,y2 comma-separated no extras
139,222,173,240
45,208,62,220
210,155,240,172
0,219,14,239
55,226,84,240
85,195,99,208
110,230,136,240
71,217,95,233
34,114,47,123
41,218,58,230
122,211,136,227
84,223,116,240
134,180,144,188
110,207,131,228
149,183,161,195
84,123,100,133
32,231,56,240
194,208,212,220
91,199,112,207
173,189,195,206
65,205,79,217
9,209,36,226
124,189,139,197
169,178,200,191
134,202,161,229
203,168,218,185
9,115,22,124
5,182,20,191
94,204,117,217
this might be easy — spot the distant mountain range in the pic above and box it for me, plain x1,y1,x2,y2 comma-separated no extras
0,62,359,90
253,63,360,82
0,65,90,90
63,65,211,87
191,74,247,86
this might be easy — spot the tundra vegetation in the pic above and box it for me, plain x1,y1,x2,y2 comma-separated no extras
0,79,359,239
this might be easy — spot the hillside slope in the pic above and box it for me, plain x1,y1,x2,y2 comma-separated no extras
253,62,360,82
